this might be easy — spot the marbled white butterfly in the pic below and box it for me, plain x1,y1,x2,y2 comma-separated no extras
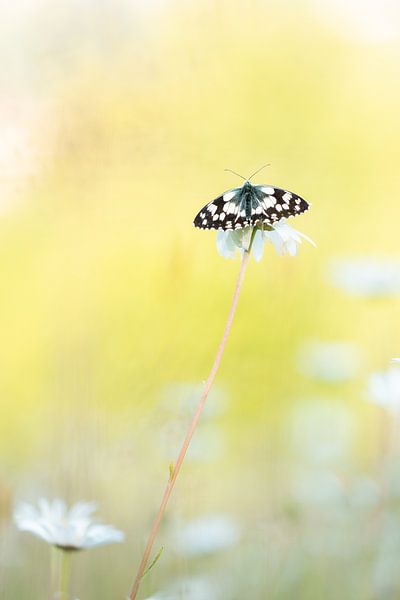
193,167,309,231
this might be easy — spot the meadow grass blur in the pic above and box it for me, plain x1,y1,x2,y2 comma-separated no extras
2,1,400,598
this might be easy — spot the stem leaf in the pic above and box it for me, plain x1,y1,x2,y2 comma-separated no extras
142,546,164,579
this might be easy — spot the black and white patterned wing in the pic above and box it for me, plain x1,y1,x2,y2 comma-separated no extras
254,185,309,226
193,188,242,230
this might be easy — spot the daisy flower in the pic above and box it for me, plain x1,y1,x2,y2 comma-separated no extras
216,221,315,261
172,513,241,557
14,498,124,551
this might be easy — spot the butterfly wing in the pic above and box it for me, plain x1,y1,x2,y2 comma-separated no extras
193,184,310,231
253,185,309,226
193,187,242,230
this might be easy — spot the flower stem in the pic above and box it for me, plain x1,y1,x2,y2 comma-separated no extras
58,550,70,600
50,547,58,599
128,250,251,599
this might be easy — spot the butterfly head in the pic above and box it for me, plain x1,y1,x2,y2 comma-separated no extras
242,180,253,189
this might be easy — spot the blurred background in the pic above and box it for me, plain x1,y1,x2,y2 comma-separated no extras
1,0,400,598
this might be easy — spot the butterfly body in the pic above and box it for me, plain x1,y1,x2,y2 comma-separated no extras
193,180,309,231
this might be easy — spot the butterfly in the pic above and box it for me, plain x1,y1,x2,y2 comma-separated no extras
193,166,309,231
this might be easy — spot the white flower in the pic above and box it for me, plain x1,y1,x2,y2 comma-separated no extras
368,367,400,412
288,400,355,466
296,340,361,382
216,227,253,259
216,221,315,261
292,470,344,507
263,220,316,257
169,576,221,600
147,576,221,600
173,514,241,557
14,498,124,551
330,258,400,297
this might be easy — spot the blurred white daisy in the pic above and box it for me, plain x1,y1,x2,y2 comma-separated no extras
169,576,221,600
296,340,361,382
330,258,400,297
173,513,241,557
217,221,315,261
292,470,344,507
289,400,355,466
146,576,221,600
348,477,381,511
368,367,400,412
14,498,124,551
372,512,400,596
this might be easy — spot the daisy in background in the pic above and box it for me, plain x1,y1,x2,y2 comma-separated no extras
296,340,361,383
330,258,400,297
14,498,124,599
367,366,400,414
217,220,315,261
172,513,241,557
144,575,222,600
367,366,400,461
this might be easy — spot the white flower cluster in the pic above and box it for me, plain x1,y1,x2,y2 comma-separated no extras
14,498,124,551
216,220,315,261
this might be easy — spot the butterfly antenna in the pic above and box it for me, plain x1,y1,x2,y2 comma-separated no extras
247,164,271,181
224,168,247,181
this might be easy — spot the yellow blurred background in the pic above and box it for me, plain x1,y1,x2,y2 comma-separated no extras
2,1,400,598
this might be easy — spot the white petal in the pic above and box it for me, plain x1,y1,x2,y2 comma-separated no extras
82,524,125,548
68,501,97,521
231,228,246,248
216,228,255,259
297,229,316,247
238,227,252,251
216,231,236,259
251,230,264,262
265,229,284,255
14,502,39,523
264,220,315,256
286,238,298,256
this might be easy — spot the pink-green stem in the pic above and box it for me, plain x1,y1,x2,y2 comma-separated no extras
129,250,251,599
